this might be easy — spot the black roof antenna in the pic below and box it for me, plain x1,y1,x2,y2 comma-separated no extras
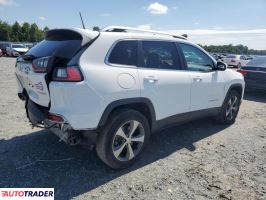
79,12,85,29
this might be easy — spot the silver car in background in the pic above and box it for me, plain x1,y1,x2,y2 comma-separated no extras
222,54,249,68
6,43,29,57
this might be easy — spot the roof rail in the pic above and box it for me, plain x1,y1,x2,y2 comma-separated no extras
102,26,187,40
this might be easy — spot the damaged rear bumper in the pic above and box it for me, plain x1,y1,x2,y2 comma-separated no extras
25,98,97,147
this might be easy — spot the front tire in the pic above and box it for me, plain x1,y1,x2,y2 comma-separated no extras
217,90,241,124
96,109,150,169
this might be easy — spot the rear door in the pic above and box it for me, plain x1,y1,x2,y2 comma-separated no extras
15,29,98,107
137,40,191,121
178,42,225,111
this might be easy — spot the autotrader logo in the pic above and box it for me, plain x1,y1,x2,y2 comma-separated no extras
0,188,54,200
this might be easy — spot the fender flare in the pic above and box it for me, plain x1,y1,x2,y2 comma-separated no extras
98,97,156,129
227,83,243,95
224,83,243,104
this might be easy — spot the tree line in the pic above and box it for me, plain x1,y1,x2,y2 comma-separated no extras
1,21,266,55
199,44,266,55
0,20,49,42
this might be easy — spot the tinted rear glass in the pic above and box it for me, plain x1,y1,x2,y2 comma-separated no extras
108,40,137,66
140,41,181,70
246,57,266,68
25,39,82,58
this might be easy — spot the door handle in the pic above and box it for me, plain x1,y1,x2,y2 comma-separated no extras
193,77,202,82
144,76,158,83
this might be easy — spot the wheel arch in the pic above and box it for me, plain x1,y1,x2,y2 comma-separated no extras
225,83,243,102
98,98,156,130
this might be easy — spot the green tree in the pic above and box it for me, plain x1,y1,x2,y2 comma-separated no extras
93,26,100,31
0,21,11,41
29,23,39,42
11,21,21,42
21,22,30,41
42,26,49,38
43,26,49,32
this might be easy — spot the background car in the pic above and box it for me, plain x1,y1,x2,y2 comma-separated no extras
0,42,9,56
237,56,266,91
221,54,249,68
6,43,29,57
245,55,253,60
210,53,219,60
23,43,34,49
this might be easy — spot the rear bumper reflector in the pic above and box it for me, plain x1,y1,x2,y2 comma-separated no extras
47,113,65,122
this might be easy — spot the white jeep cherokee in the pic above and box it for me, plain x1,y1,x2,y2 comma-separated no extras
15,26,245,169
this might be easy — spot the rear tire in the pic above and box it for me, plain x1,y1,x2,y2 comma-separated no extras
96,109,150,169
216,90,241,124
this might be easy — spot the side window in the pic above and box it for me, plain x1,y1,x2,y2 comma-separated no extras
179,43,214,72
108,40,137,66
140,41,181,70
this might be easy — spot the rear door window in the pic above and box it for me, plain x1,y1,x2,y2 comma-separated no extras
108,40,138,66
140,41,182,70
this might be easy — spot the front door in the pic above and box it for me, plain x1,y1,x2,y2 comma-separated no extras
178,43,225,111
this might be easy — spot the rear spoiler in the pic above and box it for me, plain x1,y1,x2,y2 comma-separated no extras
45,28,99,46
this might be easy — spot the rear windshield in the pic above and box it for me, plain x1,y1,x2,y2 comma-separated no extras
226,55,236,58
25,39,82,58
246,57,266,68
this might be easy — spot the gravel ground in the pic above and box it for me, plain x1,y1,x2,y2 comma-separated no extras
0,57,265,200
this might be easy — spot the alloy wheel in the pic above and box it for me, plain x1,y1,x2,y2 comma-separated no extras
226,96,238,120
112,120,145,161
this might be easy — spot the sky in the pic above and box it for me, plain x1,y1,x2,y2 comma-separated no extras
0,0,266,49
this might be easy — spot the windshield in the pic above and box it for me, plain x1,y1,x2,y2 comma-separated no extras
12,44,26,48
246,57,266,68
25,44,33,47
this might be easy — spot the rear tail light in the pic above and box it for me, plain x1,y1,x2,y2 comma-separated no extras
52,66,83,82
32,57,49,73
47,113,64,122
237,69,248,76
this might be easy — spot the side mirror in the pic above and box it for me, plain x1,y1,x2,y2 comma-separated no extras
214,61,227,71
